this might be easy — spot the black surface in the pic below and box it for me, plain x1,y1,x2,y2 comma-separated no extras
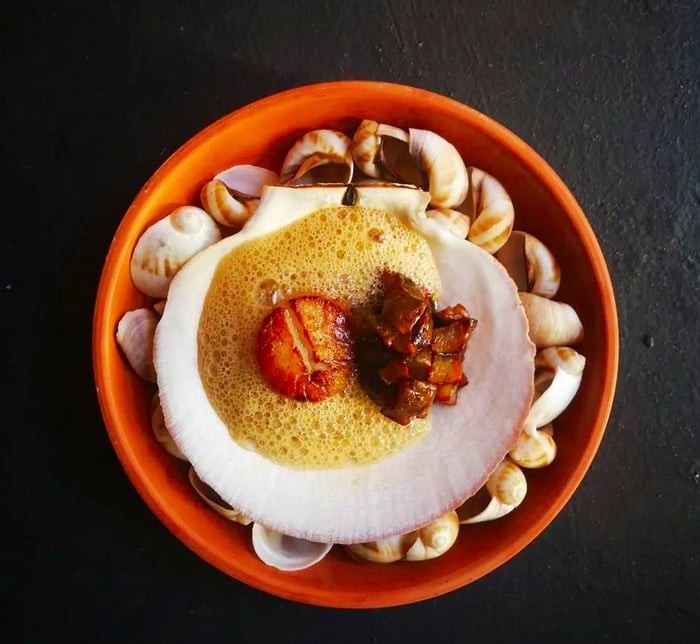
3,1,699,642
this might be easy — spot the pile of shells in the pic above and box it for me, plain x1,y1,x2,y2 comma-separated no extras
115,120,586,571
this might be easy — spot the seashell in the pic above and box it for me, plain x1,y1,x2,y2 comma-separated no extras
527,346,586,428
519,292,584,348
458,458,527,524
214,164,279,196
408,128,468,208
130,206,221,298
463,167,514,253
347,533,416,563
509,423,556,468
251,523,332,571
116,308,158,382
201,165,279,229
153,300,166,316
351,119,410,179
534,368,555,398
404,511,460,561
347,512,459,563
151,393,186,460
280,130,354,185
200,181,259,229
426,208,470,238
188,467,251,525
495,231,561,298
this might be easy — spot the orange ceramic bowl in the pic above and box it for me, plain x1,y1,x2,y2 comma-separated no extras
93,81,618,608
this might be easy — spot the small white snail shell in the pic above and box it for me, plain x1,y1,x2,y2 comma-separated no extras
404,511,460,561
519,292,584,348
151,393,186,460
214,164,279,196
280,129,354,185
251,523,332,571
200,181,258,229
462,167,514,253
527,347,586,428
347,511,459,563
115,308,158,382
130,206,221,298
509,423,556,469
200,165,279,229
346,533,414,563
188,467,251,526
351,119,411,178
495,231,561,298
408,128,468,208
458,458,527,524
426,208,470,238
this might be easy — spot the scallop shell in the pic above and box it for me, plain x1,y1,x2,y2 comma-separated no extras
458,458,527,524
519,292,584,348
151,393,186,460
130,206,221,298
280,130,354,185
251,523,332,571
115,308,158,382
156,184,534,544
495,231,561,298
188,467,251,525
408,128,468,208
509,423,556,468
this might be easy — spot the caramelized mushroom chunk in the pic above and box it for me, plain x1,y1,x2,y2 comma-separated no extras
353,270,477,424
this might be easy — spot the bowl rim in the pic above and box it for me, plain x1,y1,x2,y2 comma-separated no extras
93,80,619,608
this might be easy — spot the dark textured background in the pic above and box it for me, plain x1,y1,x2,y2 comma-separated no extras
3,1,699,641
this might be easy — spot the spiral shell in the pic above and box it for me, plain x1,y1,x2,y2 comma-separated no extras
347,511,459,563
351,120,411,178
409,128,468,208
527,347,586,428
404,512,459,561
115,308,158,382
458,458,527,524
519,293,584,348
509,423,556,468
200,180,259,229
347,533,416,563
495,231,561,298
463,167,514,253
200,164,279,229
130,206,221,298
426,208,470,238
280,130,354,185
214,164,279,196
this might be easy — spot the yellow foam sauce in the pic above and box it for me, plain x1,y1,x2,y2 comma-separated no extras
198,206,441,469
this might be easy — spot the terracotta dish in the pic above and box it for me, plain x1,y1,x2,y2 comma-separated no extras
93,81,618,607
